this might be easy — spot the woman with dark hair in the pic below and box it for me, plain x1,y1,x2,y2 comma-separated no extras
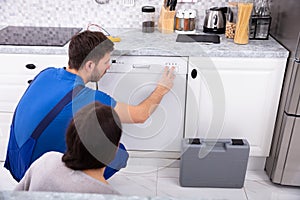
14,102,122,194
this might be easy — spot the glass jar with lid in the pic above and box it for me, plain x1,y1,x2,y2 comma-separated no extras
188,9,196,31
142,6,155,33
226,2,238,39
175,9,184,31
183,10,190,31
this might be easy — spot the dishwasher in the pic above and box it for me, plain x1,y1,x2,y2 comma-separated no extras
97,56,188,152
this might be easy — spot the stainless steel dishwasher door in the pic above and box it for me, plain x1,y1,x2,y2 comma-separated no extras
98,56,188,152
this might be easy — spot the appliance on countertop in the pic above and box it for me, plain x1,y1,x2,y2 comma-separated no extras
203,7,227,34
0,26,82,46
265,0,300,187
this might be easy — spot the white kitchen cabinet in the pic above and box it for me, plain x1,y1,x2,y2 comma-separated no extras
0,54,67,112
185,57,287,157
0,112,13,161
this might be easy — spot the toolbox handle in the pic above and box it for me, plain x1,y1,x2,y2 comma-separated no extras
231,139,244,145
207,141,227,152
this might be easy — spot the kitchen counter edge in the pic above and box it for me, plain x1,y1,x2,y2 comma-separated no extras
0,27,289,58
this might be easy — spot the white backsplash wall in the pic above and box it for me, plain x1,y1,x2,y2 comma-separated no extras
0,0,228,30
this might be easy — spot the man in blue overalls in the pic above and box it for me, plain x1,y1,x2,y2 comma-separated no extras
5,30,175,181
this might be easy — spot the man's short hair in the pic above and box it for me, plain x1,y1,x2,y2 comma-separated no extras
68,30,114,70
62,102,122,170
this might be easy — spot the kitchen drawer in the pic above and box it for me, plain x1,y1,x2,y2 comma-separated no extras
0,54,67,112
0,54,67,75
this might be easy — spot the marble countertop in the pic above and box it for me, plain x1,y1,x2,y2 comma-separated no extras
0,26,289,58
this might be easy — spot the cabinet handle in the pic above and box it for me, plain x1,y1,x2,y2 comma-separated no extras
28,80,33,84
25,64,36,69
132,64,151,69
191,69,197,79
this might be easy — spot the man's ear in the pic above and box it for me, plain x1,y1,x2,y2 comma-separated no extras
84,61,95,72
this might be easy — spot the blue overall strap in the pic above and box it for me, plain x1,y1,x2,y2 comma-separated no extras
31,85,84,140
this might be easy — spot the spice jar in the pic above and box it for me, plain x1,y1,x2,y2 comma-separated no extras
189,9,196,31
175,9,184,31
142,6,155,33
183,10,190,31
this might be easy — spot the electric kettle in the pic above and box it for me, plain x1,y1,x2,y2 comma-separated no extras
203,7,227,34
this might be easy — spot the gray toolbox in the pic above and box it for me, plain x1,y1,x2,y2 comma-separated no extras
179,138,250,188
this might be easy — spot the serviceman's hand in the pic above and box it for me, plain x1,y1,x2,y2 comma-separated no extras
157,66,176,96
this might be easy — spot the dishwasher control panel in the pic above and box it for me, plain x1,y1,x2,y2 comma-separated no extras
109,56,188,74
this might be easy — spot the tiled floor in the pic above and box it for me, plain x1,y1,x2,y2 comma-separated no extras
1,159,300,200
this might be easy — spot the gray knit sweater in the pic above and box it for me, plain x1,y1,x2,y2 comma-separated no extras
14,151,120,195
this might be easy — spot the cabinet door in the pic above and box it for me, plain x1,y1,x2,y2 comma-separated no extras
185,57,286,156
0,112,13,161
0,54,67,112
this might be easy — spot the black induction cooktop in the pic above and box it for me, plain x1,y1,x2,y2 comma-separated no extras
0,26,82,47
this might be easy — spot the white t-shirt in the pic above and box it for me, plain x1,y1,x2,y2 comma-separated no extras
14,151,120,195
